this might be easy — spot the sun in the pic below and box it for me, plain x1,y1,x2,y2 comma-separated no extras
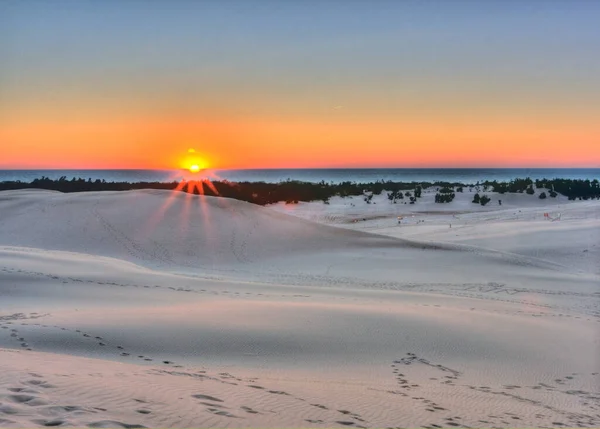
181,148,209,173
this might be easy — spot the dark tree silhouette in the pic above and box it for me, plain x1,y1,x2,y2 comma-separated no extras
2,176,598,205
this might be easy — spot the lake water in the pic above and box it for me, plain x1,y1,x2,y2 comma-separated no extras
1,168,598,185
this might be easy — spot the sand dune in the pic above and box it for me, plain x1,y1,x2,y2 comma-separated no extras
1,189,599,428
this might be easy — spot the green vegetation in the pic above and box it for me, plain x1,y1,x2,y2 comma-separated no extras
478,178,599,200
387,190,404,203
435,186,455,203
0,176,598,205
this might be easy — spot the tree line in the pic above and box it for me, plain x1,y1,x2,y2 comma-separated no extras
0,176,598,205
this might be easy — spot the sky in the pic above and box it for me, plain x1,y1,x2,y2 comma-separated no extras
1,0,599,169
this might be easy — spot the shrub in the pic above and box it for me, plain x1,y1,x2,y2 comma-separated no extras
472,193,481,204
387,190,404,203
539,192,547,199
435,191,455,203
480,195,491,206
5,176,597,205
526,186,535,195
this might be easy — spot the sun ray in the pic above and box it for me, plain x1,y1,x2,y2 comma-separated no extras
179,182,194,237
138,150,239,257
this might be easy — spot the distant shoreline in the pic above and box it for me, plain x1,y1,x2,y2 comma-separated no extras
1,168,598,186
1,176,598,206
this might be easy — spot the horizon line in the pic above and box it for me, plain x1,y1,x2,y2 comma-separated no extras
1,166,600,171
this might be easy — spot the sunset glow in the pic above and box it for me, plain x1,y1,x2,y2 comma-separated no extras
1,1,599,169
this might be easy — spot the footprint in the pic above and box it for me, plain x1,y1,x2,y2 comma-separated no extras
207,408,237,418
311,404,329,410
192,394,224,403
0,404,21,415
268,390,289,395
8,394,48,406
31,419,66,427
26,380,55,388
199,402,227,408
88,420,147,428
47,406,84,413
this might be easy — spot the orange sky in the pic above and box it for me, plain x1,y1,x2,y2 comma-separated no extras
2,2,600,169
1,109,599,169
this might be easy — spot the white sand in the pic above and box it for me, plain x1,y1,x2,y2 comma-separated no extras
1,188,599,428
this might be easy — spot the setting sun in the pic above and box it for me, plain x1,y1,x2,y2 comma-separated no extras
180,148,210,172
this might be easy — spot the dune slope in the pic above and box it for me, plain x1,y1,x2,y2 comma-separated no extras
1,189,599,428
